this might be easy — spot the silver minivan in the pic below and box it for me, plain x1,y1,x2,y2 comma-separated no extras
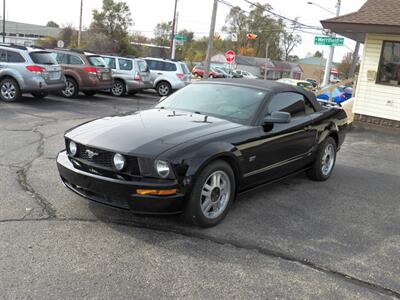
102,55,152,97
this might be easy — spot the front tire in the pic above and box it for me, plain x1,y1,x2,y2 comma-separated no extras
156,81,171,97
0,78,21,102
307,137,337,181
183,160,235,227
61,77,79,98
111,79,126,97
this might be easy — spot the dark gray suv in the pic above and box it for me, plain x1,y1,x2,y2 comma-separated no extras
0,44,65,102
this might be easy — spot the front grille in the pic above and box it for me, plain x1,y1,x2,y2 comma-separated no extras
77,144,114,168
68,142,140,176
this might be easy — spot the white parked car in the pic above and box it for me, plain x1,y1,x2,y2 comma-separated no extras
144,58,191,96
235,70,258,79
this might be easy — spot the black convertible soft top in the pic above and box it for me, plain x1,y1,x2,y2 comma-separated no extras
195,78,323,112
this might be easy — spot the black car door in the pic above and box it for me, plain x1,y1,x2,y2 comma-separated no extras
239,92,317,186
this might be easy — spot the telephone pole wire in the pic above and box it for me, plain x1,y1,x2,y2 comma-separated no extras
322,0,341,86
205,0,218,77
78,0,83,47
2,0,5,43
170,0,178,58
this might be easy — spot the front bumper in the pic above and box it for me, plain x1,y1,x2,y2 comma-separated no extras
56,151,185,214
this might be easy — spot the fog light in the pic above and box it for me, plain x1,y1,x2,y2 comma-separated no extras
136,189,177,196
68,141,77,156
113,153,126,171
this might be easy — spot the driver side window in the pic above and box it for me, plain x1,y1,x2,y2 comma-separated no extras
268,92,315,118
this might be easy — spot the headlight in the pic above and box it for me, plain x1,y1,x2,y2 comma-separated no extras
113,153,126,171
68,141,77,156
155,160,170,178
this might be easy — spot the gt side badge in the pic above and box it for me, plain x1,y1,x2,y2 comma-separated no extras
249,155,256,163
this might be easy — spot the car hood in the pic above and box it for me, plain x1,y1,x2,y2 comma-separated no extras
65,108,241,157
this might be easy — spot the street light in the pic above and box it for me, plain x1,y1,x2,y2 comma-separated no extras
307,2,335,15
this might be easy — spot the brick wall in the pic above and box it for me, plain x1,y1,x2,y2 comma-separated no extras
354,114,400,129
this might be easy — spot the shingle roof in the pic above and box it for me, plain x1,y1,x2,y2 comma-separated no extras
322,0,400,27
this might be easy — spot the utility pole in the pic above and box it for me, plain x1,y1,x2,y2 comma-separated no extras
170,0,178,58
2,0,5,43
264,41,270,80
205,0,218,77
322,0,341,87
171,12,179,60
349,41,360,78
78,0,83,48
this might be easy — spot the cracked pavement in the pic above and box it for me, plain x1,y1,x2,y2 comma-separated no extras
1,92,400,299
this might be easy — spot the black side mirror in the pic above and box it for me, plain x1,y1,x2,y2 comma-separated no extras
263,111,291,124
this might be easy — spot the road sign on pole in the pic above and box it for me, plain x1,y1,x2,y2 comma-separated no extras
174,35,187,41
225,50,235,63
57,40,65,48
231,33,238,42
314,36,344,46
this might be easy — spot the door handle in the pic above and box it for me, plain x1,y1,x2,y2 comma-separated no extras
157,72,163,75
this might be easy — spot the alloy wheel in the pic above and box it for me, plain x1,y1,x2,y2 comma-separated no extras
112,81,124,96
158,84,170,96
1,82,17,101
62,80,76,97
321,144,335,176
200,170,231,219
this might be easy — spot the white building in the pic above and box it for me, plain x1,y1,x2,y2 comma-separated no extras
0,20,60,46
322,0,400,127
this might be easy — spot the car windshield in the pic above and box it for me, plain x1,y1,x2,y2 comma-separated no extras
156,83,268,124
87,55,106,67
29,51,57,65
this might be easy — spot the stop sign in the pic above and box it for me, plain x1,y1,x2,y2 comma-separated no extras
225,50,235,63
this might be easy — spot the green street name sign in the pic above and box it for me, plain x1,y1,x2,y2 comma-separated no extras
174,35,187,41
314,36,344,46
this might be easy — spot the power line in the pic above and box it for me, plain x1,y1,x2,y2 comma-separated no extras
241,0,323,30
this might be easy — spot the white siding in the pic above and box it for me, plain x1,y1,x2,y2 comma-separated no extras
354,33,400,121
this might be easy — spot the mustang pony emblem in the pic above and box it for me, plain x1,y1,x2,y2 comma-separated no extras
85,149,99,159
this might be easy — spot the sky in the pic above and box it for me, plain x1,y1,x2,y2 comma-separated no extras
4,0,368,61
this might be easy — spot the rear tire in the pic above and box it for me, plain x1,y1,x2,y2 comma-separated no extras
307,137,337,181
31,92,48,99
111,79,126,97
156,81,171,97
61,77,79,98
0,78,21,102
183,160,235,227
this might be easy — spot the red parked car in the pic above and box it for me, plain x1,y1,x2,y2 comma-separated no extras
192,65,224,78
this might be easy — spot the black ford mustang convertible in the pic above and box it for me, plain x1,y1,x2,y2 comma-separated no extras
57,79,348,227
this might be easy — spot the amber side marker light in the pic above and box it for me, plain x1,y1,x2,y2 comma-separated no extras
136,189,177,196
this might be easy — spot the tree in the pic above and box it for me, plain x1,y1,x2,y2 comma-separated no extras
314,51,323,58
46,21,60,28
281,20,302,61
223,3,284,60
153,21,172,47
338,52,353,78
90,0,133,54
59,25,77,48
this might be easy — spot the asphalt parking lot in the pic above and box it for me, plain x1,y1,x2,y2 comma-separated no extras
1,92,400,299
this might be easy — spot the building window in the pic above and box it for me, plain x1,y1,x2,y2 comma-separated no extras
377,41,400,86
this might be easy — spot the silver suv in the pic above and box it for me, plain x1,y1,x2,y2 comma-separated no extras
0,44,65,102
102,55,152,97
144,58,191,96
